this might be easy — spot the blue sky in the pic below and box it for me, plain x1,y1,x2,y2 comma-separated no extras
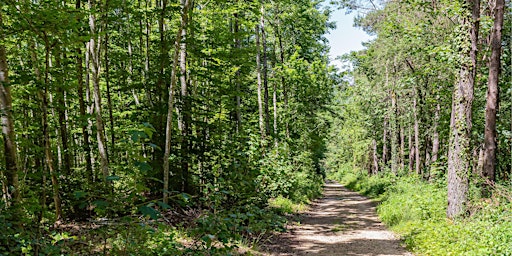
325,8,373,69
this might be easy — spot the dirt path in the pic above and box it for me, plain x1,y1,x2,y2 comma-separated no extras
260,181,413,256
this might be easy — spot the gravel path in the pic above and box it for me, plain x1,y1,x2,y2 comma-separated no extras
261,181,413,256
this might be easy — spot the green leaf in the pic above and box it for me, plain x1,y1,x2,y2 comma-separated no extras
106,175,120,181
157,201,171,210
73,191,87,199
136,161,153,173
139,205,160,220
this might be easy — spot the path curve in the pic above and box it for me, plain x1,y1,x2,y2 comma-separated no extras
262,181,413,256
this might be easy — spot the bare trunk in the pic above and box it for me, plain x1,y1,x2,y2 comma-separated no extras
431,102,440,163
390,89,398,174
382,117,388,165
260,5,270,136
400,123,405,170
104,0,115,162
275,11,289,139
55,49,71,176
89,0,109,183
0,10,20,204
179,0,190,193
43,42,62,221
482,0,504,191
447,0,479,218
234,12,242,132
163,0,190,204
408,127,415,172
414,88,421,175
256,25,265,138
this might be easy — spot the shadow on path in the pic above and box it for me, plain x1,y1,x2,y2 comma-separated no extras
259,181,412,256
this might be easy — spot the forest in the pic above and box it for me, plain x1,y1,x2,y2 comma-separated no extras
0,0,511,255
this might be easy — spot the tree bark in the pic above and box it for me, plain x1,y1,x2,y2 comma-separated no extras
382,116,388,165
482,0,504,192
431,102,440,163
163,0,190,204
89,0,110,183
104,0,115,162
0,10,20,204
447,0,480,219
256,25,265,138
408,127,415,172
260,4,270,136
414,87,421,176
179,0,191,193
43,40,62,221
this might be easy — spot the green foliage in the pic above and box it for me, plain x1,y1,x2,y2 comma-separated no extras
268,196,308,215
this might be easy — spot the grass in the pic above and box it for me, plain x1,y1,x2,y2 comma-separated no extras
268,196,309,215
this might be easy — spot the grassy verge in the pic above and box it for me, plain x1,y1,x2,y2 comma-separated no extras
328,169,512,256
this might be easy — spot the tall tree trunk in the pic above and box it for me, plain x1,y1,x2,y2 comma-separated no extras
234,11,242,133
163,0,190,204
431,102,440,163
414,88,421,176
260,5,270,136
408,127,415,172
256,25,265,138
179,0,191,193
77,0,92,185
275,9,289,139
400,123,405,170
43,40,62,221
482,0,504,192
54,48,71,176
104,0,115,162
447,0,480,218
382,116,388,165
0,10,20,204
89,0,109,183
77,46,93,184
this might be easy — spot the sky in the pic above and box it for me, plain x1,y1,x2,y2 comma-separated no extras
325,8,374,69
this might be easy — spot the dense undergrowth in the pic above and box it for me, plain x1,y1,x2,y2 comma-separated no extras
328,167,512,256
1,158,323,255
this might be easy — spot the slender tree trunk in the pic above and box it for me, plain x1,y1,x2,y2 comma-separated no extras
0,11,20,204
400,123,405,170
482,0,504,192
382,117,388,165
163,0,190,204
179,0,191,193
43,41,62,221
447,0,480,218
390,75,398,174
89,0,109,183
256,25,265,138
431,102,440,163
414,90,421,176
104,0,115,162
275,10,289,139
234,11,242,133
409,127,415,172
76,0,92,185
260,5,270,136
54,48,71,176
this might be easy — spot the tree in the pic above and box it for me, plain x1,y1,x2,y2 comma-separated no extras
0,8,20,205
447,0,480,218
482,0,505,192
